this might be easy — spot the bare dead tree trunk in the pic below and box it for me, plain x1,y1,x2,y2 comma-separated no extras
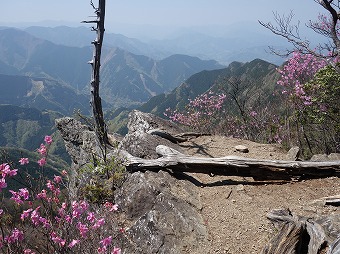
83,0,108,146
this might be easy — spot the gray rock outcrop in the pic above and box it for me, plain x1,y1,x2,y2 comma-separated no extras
120,110,185,159
55,111,208,253
286,146,301,161
115,170,207,253
311,153,340,161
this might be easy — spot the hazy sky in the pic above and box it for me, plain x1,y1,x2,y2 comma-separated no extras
2,0,323,38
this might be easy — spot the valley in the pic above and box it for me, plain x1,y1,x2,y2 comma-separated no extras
0,25,284,165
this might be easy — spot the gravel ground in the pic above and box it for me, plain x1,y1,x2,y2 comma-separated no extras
178,135,340,254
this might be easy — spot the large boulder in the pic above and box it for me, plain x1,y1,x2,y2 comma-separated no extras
55,112,208,253
115,170,207,253
120,110,185,159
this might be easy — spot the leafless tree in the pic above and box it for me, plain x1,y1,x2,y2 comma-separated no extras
259,0,340,58
83,0,108,146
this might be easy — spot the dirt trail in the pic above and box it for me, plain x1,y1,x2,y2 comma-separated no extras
179,136,340,254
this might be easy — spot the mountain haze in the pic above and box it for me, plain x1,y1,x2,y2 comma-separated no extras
0,104,70,161
0,74,91,115
0,27,224,107
138,58,280,117
107,58,281,134
100,48,223,106
23,26,168,60
20,24,287,65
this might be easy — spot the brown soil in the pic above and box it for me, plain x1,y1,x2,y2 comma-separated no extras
178,135,340,254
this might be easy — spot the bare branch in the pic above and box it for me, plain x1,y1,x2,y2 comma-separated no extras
259,11,315,57
259,5,340,59
90,0,96,10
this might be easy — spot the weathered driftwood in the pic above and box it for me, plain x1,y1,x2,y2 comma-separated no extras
262,209,339,254
148,128,211,143
261,221,305,254
312,195,340,207
123,145,340,180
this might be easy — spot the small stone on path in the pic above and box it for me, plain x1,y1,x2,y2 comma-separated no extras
234,145,249,153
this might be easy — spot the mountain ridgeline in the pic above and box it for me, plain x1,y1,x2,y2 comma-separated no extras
139,59,280,115
0,104,70,162
0,25,282,164
0,27,223,108
108,59,281,134
0,74,91,115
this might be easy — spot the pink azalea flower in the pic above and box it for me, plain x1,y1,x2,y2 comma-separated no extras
36,189,47,200
54,175,62,184
37,144,47,156
61,202,67,209
77,222,89,238
31,207,41,226
19,188,30,200
68,239,80,248
39,216,51,228
8,168,18,177
24,249,36,254
98,247,107,253
44,135,53,145
112,247,121,254
250,111,257,117
92,218,105,229
7,228,24,243
38,157,46,167
100,236,112,247
53,188,61,197
46,180,55,191
9,190,23,204
111,204,118,211
87,212,96,223
0,209,3,216
50,231,66,246
0,163,11,177
65,215,72,223
0,178,7,191
21,208,33,221
19,157,29,165
104,202,119,211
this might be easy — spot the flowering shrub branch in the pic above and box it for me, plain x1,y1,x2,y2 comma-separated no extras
276,51,340,155
164,89,285,144
0,136,122,254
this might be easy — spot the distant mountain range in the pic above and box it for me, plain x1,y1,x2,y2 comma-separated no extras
0,104,70,162
0,24,285,163
108,58,281,134
0,74,91,115
19,23,288,65
0,27,223,107
140,58,280,115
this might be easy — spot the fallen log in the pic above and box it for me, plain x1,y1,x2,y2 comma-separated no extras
311,195,340,207
147,128,211,143
123,145,340,180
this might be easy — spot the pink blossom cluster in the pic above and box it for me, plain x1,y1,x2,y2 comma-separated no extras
164,91,227,130
0,135,122,253
36,135,53,167
3,228,24,244
188,91,227,114
164,90,286,144
277,51,327,107
0,163,17,192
